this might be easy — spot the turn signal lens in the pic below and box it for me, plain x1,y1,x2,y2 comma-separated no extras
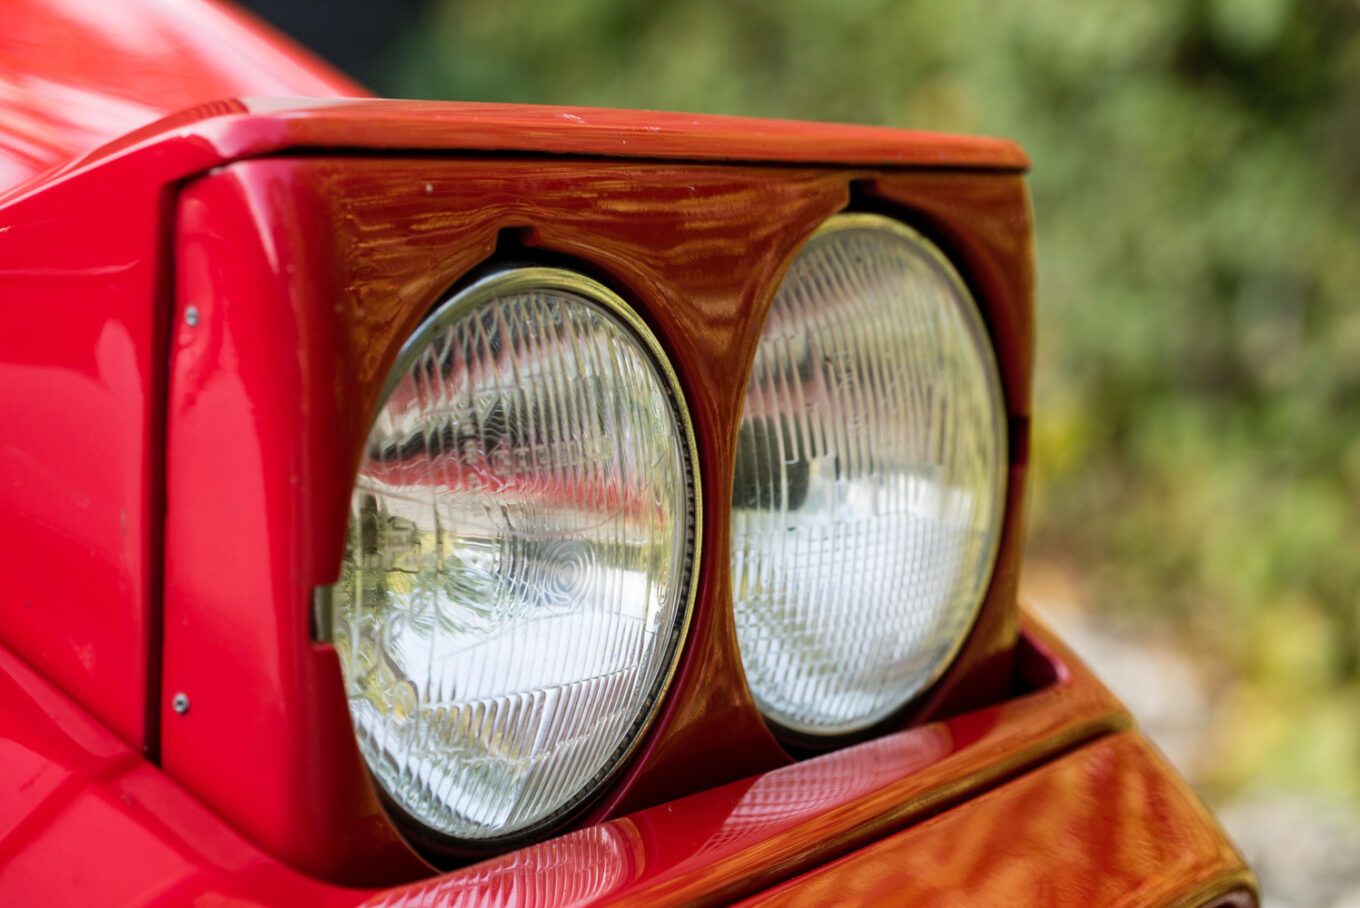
731,214,1006,738
330,267,699,845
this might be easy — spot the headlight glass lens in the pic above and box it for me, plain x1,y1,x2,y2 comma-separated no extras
731,214,1006,738
331,268,698,844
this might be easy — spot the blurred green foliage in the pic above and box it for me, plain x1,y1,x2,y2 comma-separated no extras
379,0,1360,801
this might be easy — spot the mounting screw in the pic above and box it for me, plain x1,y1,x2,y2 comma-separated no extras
171,692,190,715
184,305,200,328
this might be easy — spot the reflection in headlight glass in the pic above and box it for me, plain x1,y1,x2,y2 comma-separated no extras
731,215,1007,737
331,269,697,843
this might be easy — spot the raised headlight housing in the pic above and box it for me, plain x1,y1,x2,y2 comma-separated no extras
329,266,700,847
731,213,1007,740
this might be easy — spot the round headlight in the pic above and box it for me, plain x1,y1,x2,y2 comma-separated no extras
731,214,1006,738
331,267,699,845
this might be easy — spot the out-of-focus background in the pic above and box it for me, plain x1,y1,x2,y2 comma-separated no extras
243,1,1360,902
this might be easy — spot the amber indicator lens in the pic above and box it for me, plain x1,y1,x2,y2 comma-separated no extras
731,214,1006,738
330,267,699,844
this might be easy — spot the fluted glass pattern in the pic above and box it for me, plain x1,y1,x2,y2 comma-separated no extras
332,269,696,842
731,215,1006,737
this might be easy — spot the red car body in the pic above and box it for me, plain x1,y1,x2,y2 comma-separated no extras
0,0,1254,904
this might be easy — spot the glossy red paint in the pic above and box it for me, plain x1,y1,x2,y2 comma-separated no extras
4,99,1026,215
217,96,1027,168
162,152,1032,878
0,635,355,905
4,615,1195,906
0,0,359,752
0,136,177,751
0,0,363,193
739,733,1256,908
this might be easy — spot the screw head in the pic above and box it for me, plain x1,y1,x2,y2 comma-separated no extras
184,305,200,328
171,692,190,715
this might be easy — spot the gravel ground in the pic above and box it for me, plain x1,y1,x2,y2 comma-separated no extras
1030,597,1360,908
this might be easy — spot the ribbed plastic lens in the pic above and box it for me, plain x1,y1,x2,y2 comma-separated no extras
331,268,697,844
731,214,1006,737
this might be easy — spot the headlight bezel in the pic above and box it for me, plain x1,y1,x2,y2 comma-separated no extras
160,154,1030,881
330,263,704,856
730,211,1010,745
